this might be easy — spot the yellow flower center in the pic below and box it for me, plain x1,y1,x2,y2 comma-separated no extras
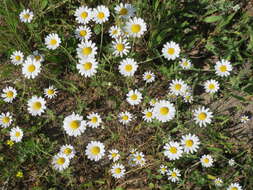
82,47,92,56
32,102,42,110
119,8,128,15
185,140,194,147
15,132,21,137
145,74,152,80
115,168,121,174
130,94,137,100
167,48,175,55
23,14,30,19
122,115,129,121
208,84,215,90
219,65,227,72
203,158,209,163
91,146,100,155
79,30,87,37
111,153,118,158
174,84,182,91
116,43,124,52
57,157,65,165
171,172,177,177
91,117,98,123
15,55,21,61
169,147,178,154
70,120,80,130
161,168,166,172
112,30,118,35
83,62,92,71
131,24,141,33
136,155,142,160
6,91,14,98
182,61,188,66
35,55,41,61
160,107,169,115
50,39,57,45
81,11,88,19
28,64,36,72
150,99,156,105
231,187,238,190
97,12,105,19
125,64,133,72
2,116,10,124
198,112,207,120
64,148,72,155
146,112,152,118
47,89,54,95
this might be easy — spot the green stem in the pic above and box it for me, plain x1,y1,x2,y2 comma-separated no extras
99,24,104,60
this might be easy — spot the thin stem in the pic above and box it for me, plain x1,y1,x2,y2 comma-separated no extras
99,24,104,60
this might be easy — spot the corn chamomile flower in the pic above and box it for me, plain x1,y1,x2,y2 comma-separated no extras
44,86,57,99
87,112,102,128
27,96,46,116
183,92,193,103
0,112,13,128
74,6,93,24
227,183,242,190
77,40,97,59
111,163,126,179
108,149,120,162
193,106,213,127
125,17,147,38
126,89,142,105
204,79,220,93
163,141,183,160
153,100,176,122
118,111,133,125
60,144,76,159
143,71,155,83
119,58,138,77
200,154,214,167
149,98,158,106
85,141,105,161
93,5,110,24
52,153,70,171
10,50,24,65
133,152,146,166
63,113,86,137
181,134,200,154
240,115,249,123
109,26,122,39
75,25,91,41
16,171,23,178
19,9,34,23
215,59,233,77
112,38,130,57
180,58,191,69
1,86,17,103
31,50,45,63
162,41,180,61
10,127,23,142
115,3,135,19
45,33,61,50
77,57,98,78
22,57,41,79
167,168,181,182
142,108,154,122
169,79,187,96
228,159,236,166
159,165,168,175
214,178,223,187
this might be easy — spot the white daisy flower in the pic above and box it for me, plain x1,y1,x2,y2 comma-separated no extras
115,3,135,19
167,168,181,182
19,9,34,23
153,100,176,122
133,152,146,166
193,106,213,127
181,133,200,154
118,58,138,77
1,86,17,103
75,25,92,41
118,111,133,125
111,163,126,179
124,17,147,38
180,58,191,69
44,86,57,99
240,115,249,123
27,96,47,116
10,50,24,65
77,57,98,78
149,98,158,106
76,40,97,59
228,159,236,166
0,112,13,128
52,153,70,171
85,141,105,161
60,144,76,159
93,5,110,24
163,141,183,160
126,89,142,106
108,149,120,162
215,59,233,77
142,108,154,122
183,92,193,103
112,38,130,57
204,79,220,93
32,50,45,63
63,113,86,137
87,112,102,128
159,165,168,175
74,6,93,24
169,79,187,96
22,57,41,79
200,154,214,167
44,33,61,50
10,126,23,142
227,183,242,190
162,41,180,61
214,178,223,187
109,26,122,39
143,71,155,83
